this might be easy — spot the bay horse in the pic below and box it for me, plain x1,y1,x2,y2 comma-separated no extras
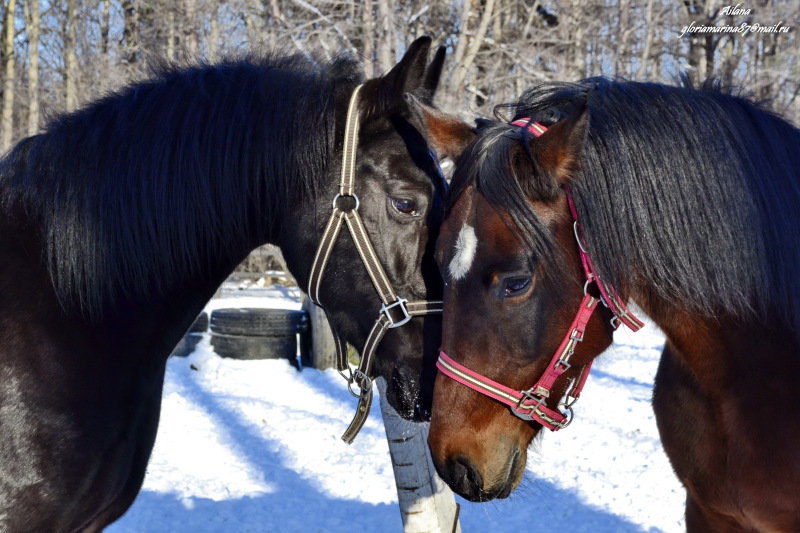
0,37,473,531
428,78,800,531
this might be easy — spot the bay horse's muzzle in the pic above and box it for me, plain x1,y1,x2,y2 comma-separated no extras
431,445,524,501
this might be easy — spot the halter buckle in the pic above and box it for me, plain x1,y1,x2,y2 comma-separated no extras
380,298,412,328
513,389,547,421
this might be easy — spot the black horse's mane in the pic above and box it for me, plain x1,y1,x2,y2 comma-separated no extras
0,53,363,318
451,77,800,333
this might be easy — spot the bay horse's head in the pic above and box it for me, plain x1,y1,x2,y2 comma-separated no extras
428,107,626,500
283,38,474,424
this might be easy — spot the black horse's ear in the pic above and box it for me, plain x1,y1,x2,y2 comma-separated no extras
378,36,432,97
401,93,475,160
415,46,446,105
529,105,589,185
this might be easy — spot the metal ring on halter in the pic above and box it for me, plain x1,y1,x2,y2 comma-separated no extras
332,193,360,211
560,406,575,428
353,369,372,390
346,381,362,398
347,368,372,397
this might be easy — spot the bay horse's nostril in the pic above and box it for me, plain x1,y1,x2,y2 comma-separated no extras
448,455,485,501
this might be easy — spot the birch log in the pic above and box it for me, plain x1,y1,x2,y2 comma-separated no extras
377,378,461,533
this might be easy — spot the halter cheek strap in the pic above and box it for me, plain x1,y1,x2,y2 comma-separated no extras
307,84,443,443
436,118,643,431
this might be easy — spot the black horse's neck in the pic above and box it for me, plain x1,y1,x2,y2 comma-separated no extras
0,56,355,322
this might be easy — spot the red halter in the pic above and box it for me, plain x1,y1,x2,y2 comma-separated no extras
436,118,644,430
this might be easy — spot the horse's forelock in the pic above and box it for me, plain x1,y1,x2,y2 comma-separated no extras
447,122,559,276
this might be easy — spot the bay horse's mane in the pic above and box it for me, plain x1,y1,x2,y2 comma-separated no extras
450,77,800,335
0,53,364,318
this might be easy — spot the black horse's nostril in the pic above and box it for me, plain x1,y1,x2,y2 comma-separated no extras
448,455,485,501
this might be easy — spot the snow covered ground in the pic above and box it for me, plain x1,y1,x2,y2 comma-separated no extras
108,286,686,532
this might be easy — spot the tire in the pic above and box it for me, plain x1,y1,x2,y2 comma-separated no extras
210,308,308,337
210,333,297,360
189,312,209,333
170,332,203,358
301,297,338,370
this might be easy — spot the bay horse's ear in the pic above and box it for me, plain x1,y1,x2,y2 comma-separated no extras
401,93,476,160
530,105,589,185
378,37,432,96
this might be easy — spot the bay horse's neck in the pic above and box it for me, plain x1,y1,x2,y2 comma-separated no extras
642,287,800,529
636,287,800,413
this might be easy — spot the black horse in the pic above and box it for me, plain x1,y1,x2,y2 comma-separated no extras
0,37,473,531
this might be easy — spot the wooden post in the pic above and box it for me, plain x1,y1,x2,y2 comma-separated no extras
377,378,461,533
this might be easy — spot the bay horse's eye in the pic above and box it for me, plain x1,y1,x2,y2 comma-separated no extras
391,198,419,216
503,277,532,297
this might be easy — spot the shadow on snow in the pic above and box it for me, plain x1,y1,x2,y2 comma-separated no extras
109,356,652,532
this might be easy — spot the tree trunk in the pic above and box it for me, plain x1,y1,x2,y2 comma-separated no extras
567,0,585,80
24,0,39,136
64,0,78,112
636,0,655,79
615,0,630,77
376,0,393,74
208,5,219,63
183,0,198,58
377,378,462,533
441,0,474,109
166,7,175,62
452,0,495,104
99,0,109,55
1,0,16,152
121,0,137,65
361,0,374,78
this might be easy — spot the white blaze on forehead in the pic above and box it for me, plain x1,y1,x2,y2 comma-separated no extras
448,224,477,281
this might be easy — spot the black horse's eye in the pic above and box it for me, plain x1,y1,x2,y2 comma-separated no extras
503,277,532,297
391,198,419,216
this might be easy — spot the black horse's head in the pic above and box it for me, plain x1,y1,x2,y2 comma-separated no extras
281,38,474,421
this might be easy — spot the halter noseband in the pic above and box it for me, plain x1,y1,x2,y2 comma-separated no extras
307,84,443,443
436,118,644,431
